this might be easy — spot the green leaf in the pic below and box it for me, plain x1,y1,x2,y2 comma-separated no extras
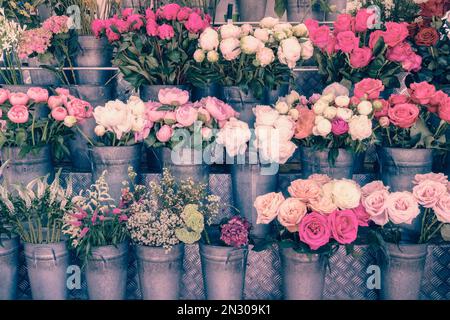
274,0,287,18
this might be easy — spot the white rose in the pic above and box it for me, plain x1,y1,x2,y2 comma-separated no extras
256,47,275,67
331,179,362,209
286,90,300,105
241,35,262,54
314,118,332,137
207,50,219,62
275,101,289,114
273,23,293,36
323,106,337,120
260,17,279,29
348,115,372,141
336,107,353,121
292,23,308,37
313,101,328,115
194,49,205,62
273,115,295,141
127,95,146,116
63,115,77,128
323,82,350,97
199,27,219,51
240,23,253,36
220,24,241,39
277,37,302,69
321,93,335,103
335,95,350,108
357,101,373,115
216,118,251,157
300,40,314,60
220,38,241,61
254,105,279,126
254,28,270,43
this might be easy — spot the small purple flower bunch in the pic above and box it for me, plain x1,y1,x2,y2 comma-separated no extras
220,216,251,248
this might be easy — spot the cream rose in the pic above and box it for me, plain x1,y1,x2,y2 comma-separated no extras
293,23,308,37
362,189,389,226
300,40,314,60
386,191,420,225
254,192,285,224
331,179,362,209
288,179,323,203
278,198,307,232
309,195,338,215
277,37,302,69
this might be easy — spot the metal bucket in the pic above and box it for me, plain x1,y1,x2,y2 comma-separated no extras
191,83,223,102
378,147,433,192
231,161,278,240
0,146,54,186
140,85,190,102
90,144,142,202
237,0,268,22
300,147,355,179
28,57,63,86
86,242,129,300
326,0,348,20
263,84,289,105
74,36,113,85
199,243,248,300
222,86,263,127
0,234,19,300
135,243,185,300
68,118,96,172
380,243,428,300
161,147,209,187
64,84,116,107
146,147,163,172
279,246,325,300
24,241,69,300
286,0,323,22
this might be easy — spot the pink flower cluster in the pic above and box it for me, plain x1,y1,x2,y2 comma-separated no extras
42,15,69,34
0,87,50,124
306,9,421,71
92,5,210,43
220,216,251,248
47,88,93,123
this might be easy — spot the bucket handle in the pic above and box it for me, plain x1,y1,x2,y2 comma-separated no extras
33,246,58,267
91,253,108,270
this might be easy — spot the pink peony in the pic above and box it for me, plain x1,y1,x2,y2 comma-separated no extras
55,88,70,96
66,98,93,120
200,97,237,121
383,22,409,47
156,124,173,142
146,19,159,36
0,89,10,104
177,7,192,21
127,14,144,30
349,47,373,68
175,105,198,127
157,24,175,40
158,88,189,106
51,106,68,121
353,78,384,100
48,96,64,109
26,87,49,103
9,93,29,106
298,212,331,250
184,12,206,34
145,9,156,21
7,105,29,124
91,19,105,37
328,209,358,244
331,118,349,135
158,3,181,20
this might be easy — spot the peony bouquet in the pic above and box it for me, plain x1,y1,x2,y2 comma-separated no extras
144,88,238,150
0,87,79,159
362,172,450,243
374,81,450,149
193,17,313,98
307,8,422,89
216,103,297,164
92,95,151,146
254,175,366,253
92,5,211,88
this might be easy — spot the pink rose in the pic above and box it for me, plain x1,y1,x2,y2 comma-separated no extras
401,53,422,72
177,7,192,21
184,12,206,34
304,19,320,34
200,97,237,121
386,191,420,225
383,22,409,47
361,181,389,198
146,19,159,36
277,198,308,232
439,97,450,122
369,30,384,49
9,93,29,106
362,189,389,226
309,195,338,215
386,42,413,63
51,106,68,121
374,99,390,119
310,25,332,50
158,24,175,40
354,78,384,100
413,179,447,208
175,105,198,127
388,103,420,128
288,179,323,203
7,105,29,124
308,174,332,186
127,14,144,30
433,193,450,223
354,9,372,33
0,89,10,104
328,209,358,244
158,3,180,20
156,124,173,142
91,19,105,37
66,98,93,120
158,88,189,106
349,47,373,68
254,192,285,225
48,96,64,110
389,94,410,105
333,14,354,34
352,203,371,227
413,173,448,185
27,87,49,103
409,82,436,105
331,118,349,135
325,34,337,54
298,212,331,250
429,90,448,113
336,31,359,53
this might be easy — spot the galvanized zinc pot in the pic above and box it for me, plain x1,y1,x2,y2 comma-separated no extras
0,234,19,300
380,242,428,300
68,118,96,172
0,146,54,186
191,82,222,102
64,84,116,107
222,86,263,127
237,0,268,22
90,144,142,202
74,36,113,85
24,240,69,300
279,246,325,300
378,147,433,192
300,147,355,179
140,85,190,102
135,243,185,300
28,57,63,86
263,84,289,105
200,243,248,300
286,0,323,22
86,242,129,300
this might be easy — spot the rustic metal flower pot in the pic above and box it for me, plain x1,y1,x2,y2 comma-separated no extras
191,82,223,102
237,0,268,22
0,146,54,186
140,85,190,102
161,147,210,187
378,147,433,192
90,144,142,202
68,118,96,172
200,243,248,300
0,234,19,300
24,241,69,300
28,57,63,86
222,86,263,127
86,242,129,300
135,243,185,300
263,84,289,105
74,36,113,85
279,246,325,300
380,243,428,300
300,147,355,179
286,0,323,22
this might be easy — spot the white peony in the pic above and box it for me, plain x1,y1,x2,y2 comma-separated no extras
254,28,270,43
313,100,328,115
216,118,251,157
254,105,280,127
240,23,253,36
256,47,275,67
94,125,106,137
241,35,263,54
273,115,295,141
292,23,309,37
260,17,279,29
273,23,293,36
348,115,372,141
220,24,241,39
313,118,332,137
335,95,350,108
277,37,302,69
199,27,220,51
331,179,362,209
220,38,241,61
127,95,147,116
336,107,353,121
93,100,134,139
357,101,373,115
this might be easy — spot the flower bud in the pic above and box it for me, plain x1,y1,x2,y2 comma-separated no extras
379,116,390,128
275,101,290,114
207,50,219,63
63,115,77,128
194,49,205,63
95,125,106,137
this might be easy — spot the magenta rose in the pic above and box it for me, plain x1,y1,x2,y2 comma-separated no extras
0,89,9,104
383,22,409,47
369,30,384,49
158,24,175,40
331,118,349,136
175,105,198,127
409,82,436,105
156,124,173,142
304,19,320,33
325,34,337,54
354,9,372,32
388,103,420,128
336,31,359,53
310,25,332,50
26,87,49,103
9,93,29,106
7,105,29,124
354,78,385,99
351,203,371,227
387,42,413,63
184,12,206,34
158,3,180,20
328,209,358,244
298,212,331,250
333,14,354,34
401,53,422,72
349,47,373,68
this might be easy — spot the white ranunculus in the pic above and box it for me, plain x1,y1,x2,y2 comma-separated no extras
240,23,253,36
193,49,205,62
254,105,280,126
254,28,270,43
335,95,350,108
220,38,241,61
277,37,302,69
331,179,362,209
314,118,332,137
292,23,308,37
260,17,279,29
323,106,337,120
313,101,328,115
348,115,372,141
256,47,275,67
199,27,219,51
275,101,289,114
336,107,353,121
63,115,77,128
300,40,314,60
220,24,241,39
207,50,219,62
241,35,263,54
127,95,146,116
216,118,251,157
357,101,373,115
322,82,350,97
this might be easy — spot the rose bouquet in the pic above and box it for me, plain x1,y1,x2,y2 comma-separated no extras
307,8,422,90
144,88,238,150
193,17,313,98
92,4,211,88
254,175,367,253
